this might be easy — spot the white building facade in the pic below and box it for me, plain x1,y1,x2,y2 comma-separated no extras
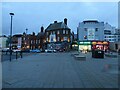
0,36,7,49
78,20,104,41
77,20,110,51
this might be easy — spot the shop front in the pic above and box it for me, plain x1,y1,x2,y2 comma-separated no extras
78,41,92,52
92,41,109,51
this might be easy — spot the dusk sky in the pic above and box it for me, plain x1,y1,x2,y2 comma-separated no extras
2,2,118,35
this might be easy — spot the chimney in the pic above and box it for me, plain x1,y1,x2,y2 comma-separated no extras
54,21,57,23
32,32,35,36
64,18,67,25
41,26,44,32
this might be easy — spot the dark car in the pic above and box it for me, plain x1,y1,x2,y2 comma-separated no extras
21,49,30,53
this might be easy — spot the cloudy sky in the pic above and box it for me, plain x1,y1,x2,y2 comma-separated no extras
2,2,118,35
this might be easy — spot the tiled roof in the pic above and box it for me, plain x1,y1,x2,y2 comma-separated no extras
13,34,22,37
37,32,45,37
45,22,70,31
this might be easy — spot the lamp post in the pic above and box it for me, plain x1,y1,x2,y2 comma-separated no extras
9,13,14,62
25,28,28,49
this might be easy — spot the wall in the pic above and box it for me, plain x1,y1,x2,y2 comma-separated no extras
109,42,120,51
78,21,104,41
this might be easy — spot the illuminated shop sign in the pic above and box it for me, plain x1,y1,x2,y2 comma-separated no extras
92,41,108,45
78,42,91,45
103,42,108,44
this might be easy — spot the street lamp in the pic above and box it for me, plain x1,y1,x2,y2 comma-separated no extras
9,12,14,62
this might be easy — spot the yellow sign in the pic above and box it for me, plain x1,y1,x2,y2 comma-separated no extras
92,42,97,45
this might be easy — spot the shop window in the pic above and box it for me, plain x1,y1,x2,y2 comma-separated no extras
95,28,98,31
63,30,65,34
84,28,87,31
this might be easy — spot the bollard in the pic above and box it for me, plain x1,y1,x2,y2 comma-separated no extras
6,51,7,55
20,51,22,58
16,51,18,59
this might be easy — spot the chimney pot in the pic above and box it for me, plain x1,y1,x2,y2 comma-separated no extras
54,21,57,23
64,18,67,25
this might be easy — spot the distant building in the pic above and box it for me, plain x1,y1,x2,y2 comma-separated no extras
22,32,37,50
78,20,104,41
45,18,71,51
104,34,120,42
0,35,7,49
115,28,120,34
77,20,109,51
108,28,120,51
36,26,46,50
104,22,116,35
11,34,22,49
104,23,117,42
22,27,45,50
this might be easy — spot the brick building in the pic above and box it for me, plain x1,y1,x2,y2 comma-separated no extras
45,18,71,51
22,26,45,50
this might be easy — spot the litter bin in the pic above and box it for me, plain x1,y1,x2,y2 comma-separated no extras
92,49,104,58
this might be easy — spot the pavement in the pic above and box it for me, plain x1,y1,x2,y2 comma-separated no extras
2,51,119,88
1,52,37,62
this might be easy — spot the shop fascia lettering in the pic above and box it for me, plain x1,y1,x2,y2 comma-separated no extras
78,41,91,45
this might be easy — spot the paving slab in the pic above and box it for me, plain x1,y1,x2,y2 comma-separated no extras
2,52,118,88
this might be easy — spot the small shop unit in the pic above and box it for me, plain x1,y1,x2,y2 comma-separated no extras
78,41,92,51
92,41,109,51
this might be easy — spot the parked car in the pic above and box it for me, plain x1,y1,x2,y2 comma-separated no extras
30,49,41,53
21,49,30,53
59,48,65,52
45,49,56,53
2,48,10,52
13,49,21,52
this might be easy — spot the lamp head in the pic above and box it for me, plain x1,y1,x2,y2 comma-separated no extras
9,13,14,16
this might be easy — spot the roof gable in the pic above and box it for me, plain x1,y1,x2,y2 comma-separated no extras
45,22,70,31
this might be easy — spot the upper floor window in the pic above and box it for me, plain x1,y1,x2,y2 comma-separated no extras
47,38,48,41
31,40,32,44
63,30,65,34
84,28,87,31
36,40,37,44
66,30,68,34
53,31,55,34
95,28,98,31
57,31,60,34
46,32,49,35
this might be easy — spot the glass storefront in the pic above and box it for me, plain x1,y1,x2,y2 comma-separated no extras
79,45,91,51
78,41,109,52
78,41,92,52
92,41,109,51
